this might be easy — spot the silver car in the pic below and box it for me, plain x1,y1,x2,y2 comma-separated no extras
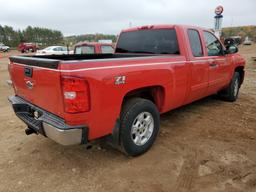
0,44,10,52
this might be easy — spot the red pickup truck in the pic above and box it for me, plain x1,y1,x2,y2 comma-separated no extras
18,43,38,53
8,25,245,156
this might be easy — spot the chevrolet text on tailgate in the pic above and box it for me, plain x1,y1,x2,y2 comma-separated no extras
8,25,245,156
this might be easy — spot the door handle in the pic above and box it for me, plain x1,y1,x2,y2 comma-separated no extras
209,63,218,68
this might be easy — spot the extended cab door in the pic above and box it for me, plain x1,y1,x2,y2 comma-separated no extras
185,29,209,103
203,31,231,94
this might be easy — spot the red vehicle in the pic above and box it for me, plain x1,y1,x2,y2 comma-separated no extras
18,43,38,53
74,42,114,54
8,25,245,156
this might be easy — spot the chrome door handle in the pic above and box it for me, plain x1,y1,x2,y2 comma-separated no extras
209,63,218,68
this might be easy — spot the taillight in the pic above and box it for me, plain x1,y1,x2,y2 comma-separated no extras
61,76,90,113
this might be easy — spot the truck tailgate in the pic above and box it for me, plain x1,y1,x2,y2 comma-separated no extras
9,56,64,117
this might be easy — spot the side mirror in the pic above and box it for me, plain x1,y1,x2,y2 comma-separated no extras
226,45,238,54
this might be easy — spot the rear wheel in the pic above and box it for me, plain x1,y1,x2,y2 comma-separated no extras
218,72,241,102
120,98,160,156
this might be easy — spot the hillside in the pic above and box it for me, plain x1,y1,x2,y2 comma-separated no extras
222,25,256,41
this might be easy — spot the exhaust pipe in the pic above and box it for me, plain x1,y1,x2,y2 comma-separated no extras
25,128,36,135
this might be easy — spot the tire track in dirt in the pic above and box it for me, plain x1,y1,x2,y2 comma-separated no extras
174,149,199,192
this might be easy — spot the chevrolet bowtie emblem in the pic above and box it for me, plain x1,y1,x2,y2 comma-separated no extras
26,81,34,89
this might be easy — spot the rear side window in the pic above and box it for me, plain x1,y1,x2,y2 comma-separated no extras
75,46,95,54
188,29,203,57
116,29,180,54
101,45,114,54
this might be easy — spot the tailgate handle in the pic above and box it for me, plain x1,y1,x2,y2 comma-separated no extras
24,67,33,77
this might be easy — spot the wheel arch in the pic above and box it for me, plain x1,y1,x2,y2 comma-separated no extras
235,66,245,85
121,85,166,113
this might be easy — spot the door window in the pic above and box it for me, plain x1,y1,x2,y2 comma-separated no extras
101,45,114,54
203,31,223,56
60,47,67,51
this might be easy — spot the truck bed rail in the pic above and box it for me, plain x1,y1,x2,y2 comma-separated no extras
10,56,60,69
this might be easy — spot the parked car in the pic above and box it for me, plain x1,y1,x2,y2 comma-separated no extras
0,43,10,52
36,46,69,55
74,42,114,54
18,43,38,53
229,36,242,46
8,24,245,156
243,37,252,45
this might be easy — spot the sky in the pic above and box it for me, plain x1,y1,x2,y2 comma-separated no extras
0,0,255,36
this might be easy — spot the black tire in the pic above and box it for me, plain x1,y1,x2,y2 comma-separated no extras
218,72,241,102
120,98,160,156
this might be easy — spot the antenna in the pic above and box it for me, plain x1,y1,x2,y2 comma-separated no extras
231,17,234,27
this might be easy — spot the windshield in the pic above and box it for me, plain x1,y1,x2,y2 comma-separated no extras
116,29,180,54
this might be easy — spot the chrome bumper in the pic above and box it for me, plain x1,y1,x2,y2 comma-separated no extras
8,96,88,146
43,123,83,145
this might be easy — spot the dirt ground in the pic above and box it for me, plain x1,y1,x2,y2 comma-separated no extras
0,47,256,192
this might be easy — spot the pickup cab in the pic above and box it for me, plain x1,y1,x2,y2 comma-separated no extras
74,42,114,54
8,25,245,156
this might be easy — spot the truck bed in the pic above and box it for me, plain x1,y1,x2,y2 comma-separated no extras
10,54,163,69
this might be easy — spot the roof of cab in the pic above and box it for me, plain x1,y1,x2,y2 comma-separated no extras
121,24,209,33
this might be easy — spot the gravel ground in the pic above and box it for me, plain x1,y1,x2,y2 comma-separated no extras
0,46,256,192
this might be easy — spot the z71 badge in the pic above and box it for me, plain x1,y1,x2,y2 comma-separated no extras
115,76,126,85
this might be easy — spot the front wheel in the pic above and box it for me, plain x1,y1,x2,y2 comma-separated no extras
218,72,241,102
120,98,160,156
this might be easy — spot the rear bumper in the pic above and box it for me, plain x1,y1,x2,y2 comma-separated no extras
8,96,88,146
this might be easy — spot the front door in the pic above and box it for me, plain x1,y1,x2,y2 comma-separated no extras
203,31,231,94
